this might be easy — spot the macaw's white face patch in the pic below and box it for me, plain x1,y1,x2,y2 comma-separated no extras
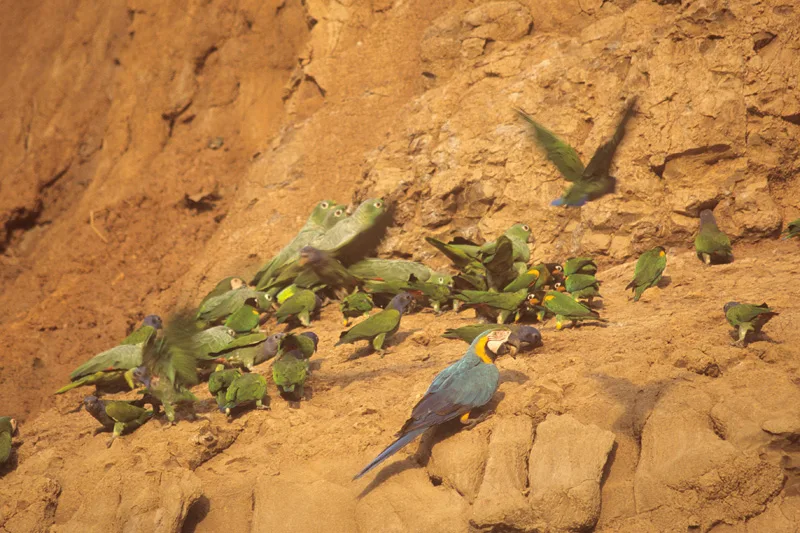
486,329,512,354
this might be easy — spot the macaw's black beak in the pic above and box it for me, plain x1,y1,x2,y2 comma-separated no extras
505,333,521,359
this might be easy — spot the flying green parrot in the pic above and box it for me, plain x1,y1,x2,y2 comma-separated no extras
626,246,667,302
347,258,453,286
251,200,341,288
453,289,528,324
516,97,637,206
336,292,414,355
783,218,800,239
563,257,597,276
723,302,778,347
132,312,202,423
208,365,242,410
564,274,602,304
224,305,261,333
695,209,733,264
442,324,542,351
275,289,320,327
353,329,521,480
56,315,163,394
0,417,16,465
223,373,269,416
340,291,374,326
311,198,388,256
83,395,153,448
297,246,362,297
542,290,606,330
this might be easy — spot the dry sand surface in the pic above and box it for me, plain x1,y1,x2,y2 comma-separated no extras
1,0,799,531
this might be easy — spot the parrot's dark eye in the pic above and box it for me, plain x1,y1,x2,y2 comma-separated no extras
335,209,343,216
375,201,383,208
321,201,330,209
523,225,530,231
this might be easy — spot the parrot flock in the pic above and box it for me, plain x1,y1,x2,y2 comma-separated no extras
2,99,793,481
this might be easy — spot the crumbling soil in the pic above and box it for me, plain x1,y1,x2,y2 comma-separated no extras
1,0,798,532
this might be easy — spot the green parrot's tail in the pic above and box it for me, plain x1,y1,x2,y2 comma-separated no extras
55,380,84,395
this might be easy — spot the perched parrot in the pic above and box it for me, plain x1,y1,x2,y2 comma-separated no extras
783,218,800,239
408,278,453,314
442,324,542,351
695,209,733,264
311,198,388,256
564,274,602,304
266,331,319,360
224,305,261,333
336,292,414,354
214,332,278,369
340,291,374,326
223,373,269,416
56,315,163,394
297,246,362,297
251,200,341,288
723,302,778,347
626,246,667,302
516,97,637,206
563,257,597,276
353,329,521,480
132,312,202,423
542,290,606,330
453,289,528,324
347,258,453,286
208,365,242,410
197,284,271,324
503,264,547,293
427,223,532,269
0,417,16,465
275,289,320,327
272,351,310,400
83,396,153,448
199,277,247,308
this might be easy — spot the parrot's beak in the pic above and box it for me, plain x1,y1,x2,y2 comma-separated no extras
10,419,17,434
556,285,567,293
505,333,521,359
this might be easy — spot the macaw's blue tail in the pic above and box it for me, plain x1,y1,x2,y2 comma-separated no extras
551,197,586,207
550,197,565,207
353,428,426,480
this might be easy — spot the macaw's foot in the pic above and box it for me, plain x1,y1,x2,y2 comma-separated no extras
461,411,490,430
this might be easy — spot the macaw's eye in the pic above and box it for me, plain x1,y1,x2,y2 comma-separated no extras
523,225,530,231
375,201,383,208
321,201,330,209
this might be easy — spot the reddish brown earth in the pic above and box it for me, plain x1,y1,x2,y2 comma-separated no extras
1,0,799,531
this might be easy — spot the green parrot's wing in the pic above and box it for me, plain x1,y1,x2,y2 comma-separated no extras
0,431,11,464
70,344,143,380
194,326,238,356
224,305,261,333
143,312,201,389
105,401,150,424
481,235,516,290
347,259,432,282
442,324,497,343
544,292,598,318
272,353,309,390
425,237,480,269
275,290,317,323
120,325,157,346
215,332,267,353
337,309,400,344
582,97,637,181
628,250,666,289
226,374,267,405
199,277,241,307
727,304,774,325
208,368,241,395
364,280,410,296
515,108,585,182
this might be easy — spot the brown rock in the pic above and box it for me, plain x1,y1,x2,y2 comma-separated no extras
425,425,489,502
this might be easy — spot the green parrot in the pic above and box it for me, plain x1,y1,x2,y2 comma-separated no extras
196,284,271,323
311,198,388,256
0,417,16,465
695,209,733,264
213,332,279,370
516,97,637,206
340,291,374,326
251,200,341,288
83,395,153,447
442,324,542,351
275,289,320,327
503,263,553,292
336,292,414,355
353,329,521,479
297,246,362,297
224,305,261,333
408,278,452,314
626,246,667,302
723,302,778,347
56,315,163,394
132,312,202,423
783,218,800,239
272,351,310,400
199,277,247,308
563,257,597,276
426,223,532,270
542,290,606,330
208,365,243,410
223,373,269,416
275,284,299,305
564,274,602,304
453,289,528,324
192,325,237,359
347,258,453,286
